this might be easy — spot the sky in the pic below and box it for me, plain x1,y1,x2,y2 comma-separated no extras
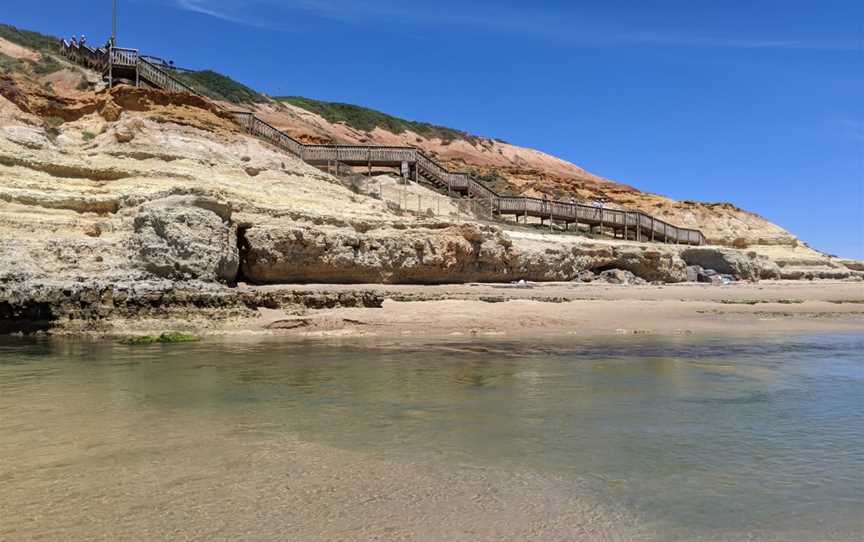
5,1,863,258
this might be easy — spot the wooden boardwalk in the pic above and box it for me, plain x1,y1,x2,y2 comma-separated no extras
59,40,706,246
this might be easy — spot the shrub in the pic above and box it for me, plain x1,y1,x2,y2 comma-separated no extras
0,52,23,72
276,96,482,145
31,55,62,75
173,70,266,104
82,131,95,141
42,116,65,139
0,23,59,52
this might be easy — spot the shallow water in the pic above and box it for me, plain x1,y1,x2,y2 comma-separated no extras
1,333,862,540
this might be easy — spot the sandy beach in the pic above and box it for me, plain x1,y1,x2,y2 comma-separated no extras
225,281,864,340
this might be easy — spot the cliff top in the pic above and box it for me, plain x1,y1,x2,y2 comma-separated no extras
0,22,811,249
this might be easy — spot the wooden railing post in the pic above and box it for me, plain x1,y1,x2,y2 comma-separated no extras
574,204,579,233
62,36,705,245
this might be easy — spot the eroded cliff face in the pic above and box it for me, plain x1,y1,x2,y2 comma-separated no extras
241,223,721,285
0,55,860,332
0,32,820,250
255,101,798,248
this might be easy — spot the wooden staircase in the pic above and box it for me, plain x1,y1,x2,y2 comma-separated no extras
58,39,707,246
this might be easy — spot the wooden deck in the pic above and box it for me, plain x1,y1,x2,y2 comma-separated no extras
59,40,707,246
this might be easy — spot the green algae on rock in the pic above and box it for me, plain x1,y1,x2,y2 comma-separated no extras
120,331,200,345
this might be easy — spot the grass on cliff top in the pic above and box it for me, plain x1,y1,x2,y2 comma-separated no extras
3,22,495,146
471,169,520,196
276,96,480,144
0,23,60,52
0,51,23,72
173,70,267,105
0,50,65,78
0,24,67,77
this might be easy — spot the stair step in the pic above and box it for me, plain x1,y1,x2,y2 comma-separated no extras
60,38,705,246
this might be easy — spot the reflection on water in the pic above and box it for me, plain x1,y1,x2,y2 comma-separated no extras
1,333,863,540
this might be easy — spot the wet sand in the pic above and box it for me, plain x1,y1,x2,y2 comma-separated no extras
0,407,641,541
240,281,864,340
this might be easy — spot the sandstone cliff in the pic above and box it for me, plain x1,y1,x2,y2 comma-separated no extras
253,99,796,248
0,30,860,333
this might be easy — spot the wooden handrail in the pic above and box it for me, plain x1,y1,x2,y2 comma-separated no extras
137,57,197,94
58,37,707,246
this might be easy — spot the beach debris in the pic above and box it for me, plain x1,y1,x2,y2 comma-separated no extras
496,279,533,289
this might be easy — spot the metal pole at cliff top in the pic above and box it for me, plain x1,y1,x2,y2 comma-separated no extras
112,0,118,46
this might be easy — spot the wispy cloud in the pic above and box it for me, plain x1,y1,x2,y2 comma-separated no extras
616,32,860,52
174,0,234,22
840,117,864,143
161,0,512,29
160,0,861,52
171,0,263,26
616,34,800,50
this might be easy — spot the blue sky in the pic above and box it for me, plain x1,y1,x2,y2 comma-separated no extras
5,1,863,257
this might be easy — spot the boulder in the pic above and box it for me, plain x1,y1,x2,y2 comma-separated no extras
758,258,783,280
686,265,703,283
699,268,716,280
574,270,597,283
681,248,763,281
2,125,50,150
131,196,238,283
598,269,646,285
241,223,517,285
708,274,735,285
601,248,687,283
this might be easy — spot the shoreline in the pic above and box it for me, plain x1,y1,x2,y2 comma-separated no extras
24,280,860,340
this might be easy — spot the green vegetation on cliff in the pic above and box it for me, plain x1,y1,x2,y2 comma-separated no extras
173,70,267,105
276,96,479,144
0,23,59,52
0,24,69,76
2,22,486,143
0,51,23,72
120,331,201,345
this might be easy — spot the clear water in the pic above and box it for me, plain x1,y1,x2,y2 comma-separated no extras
1,333,862,540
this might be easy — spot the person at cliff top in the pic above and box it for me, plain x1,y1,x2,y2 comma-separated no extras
80,35,86,46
